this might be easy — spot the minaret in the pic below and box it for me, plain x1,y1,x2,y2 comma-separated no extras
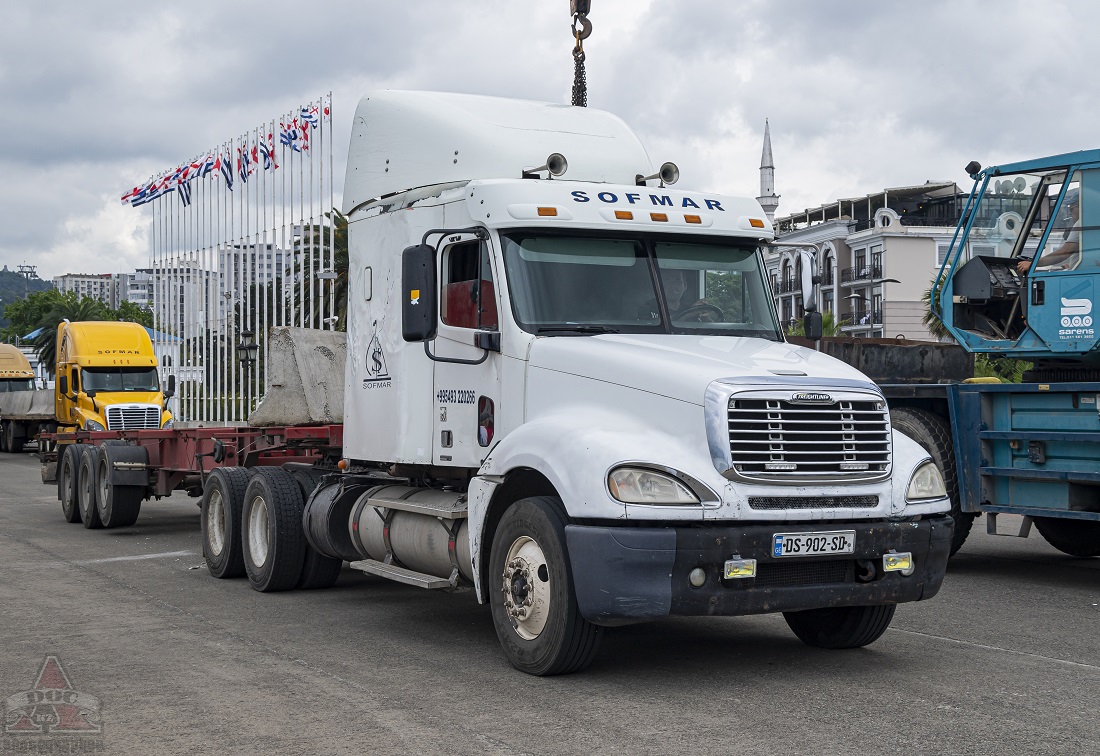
757,119,780,223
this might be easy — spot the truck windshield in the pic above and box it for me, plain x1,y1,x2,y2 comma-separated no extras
0,379,35,392
500,232,781,339
82,367,160,393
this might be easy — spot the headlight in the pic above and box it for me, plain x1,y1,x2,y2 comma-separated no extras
906,460,946,501
608,467,699,505
162,418,174,430
84,419,105,431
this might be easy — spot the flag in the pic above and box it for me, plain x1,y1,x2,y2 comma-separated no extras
237,145,253,182
322,96,331,122
279,120,308,152
217,152,234,189
121,185,142,205
259,134,278,170
300,105,319,128
178,179,192,207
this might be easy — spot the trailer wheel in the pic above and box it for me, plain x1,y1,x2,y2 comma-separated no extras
890,406,973,555
1033,518,1100,558
242,468,306,592
77,446,103,529
95,444,144,528
488,497,602,676
4,421,25,453
783,604,897,649
202,467,252,578
290,469,342,590
58,444,84,523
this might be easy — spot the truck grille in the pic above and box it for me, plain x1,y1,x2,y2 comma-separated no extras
105,405,161,430
748,496,878,510
754,560,852,588
728,397,890,482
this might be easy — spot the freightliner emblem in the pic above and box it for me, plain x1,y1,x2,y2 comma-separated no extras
791,392,833,403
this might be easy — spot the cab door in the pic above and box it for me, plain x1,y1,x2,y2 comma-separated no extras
432,235,502,467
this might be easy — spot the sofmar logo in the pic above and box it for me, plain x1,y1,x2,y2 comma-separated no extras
1060,297,1093,328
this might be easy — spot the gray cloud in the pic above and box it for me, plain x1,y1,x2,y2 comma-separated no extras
2,0,1098,278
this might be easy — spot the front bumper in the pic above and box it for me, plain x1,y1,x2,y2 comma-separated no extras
564,516,953,625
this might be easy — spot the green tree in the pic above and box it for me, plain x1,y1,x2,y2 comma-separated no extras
0,289,64,342
291,208,348,331
785,310,847,337
113,300,154,328
921,280,952,341
31,293,111,376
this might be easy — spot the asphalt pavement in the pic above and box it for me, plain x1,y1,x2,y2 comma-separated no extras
1,450,1098,755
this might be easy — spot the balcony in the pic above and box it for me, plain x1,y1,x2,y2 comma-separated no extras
775,277,798,294
841,309,882,327
821,269,835,286
840,265,882,285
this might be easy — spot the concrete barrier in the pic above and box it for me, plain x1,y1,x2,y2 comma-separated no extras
248,327,346,426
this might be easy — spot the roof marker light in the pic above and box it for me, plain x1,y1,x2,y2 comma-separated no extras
650,213,669,222
615,210,633,220
749,218,765,228
685,215,702,224
537,207,558,217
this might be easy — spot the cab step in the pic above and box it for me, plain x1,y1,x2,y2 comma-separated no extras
349,558,458,590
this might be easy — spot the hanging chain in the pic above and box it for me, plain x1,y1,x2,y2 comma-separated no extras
570,1,592,107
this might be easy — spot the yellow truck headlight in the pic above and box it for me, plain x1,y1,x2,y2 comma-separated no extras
84,419,105,432
906,461,946,501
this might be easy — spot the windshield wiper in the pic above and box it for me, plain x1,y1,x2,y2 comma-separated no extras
535,325,620,335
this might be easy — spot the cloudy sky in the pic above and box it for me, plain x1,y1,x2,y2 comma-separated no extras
2,0,1097,281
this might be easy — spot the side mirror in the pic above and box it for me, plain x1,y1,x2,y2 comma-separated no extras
58,375,68,396
803,311,823,341
798,248,819,309
401,244,438,342
164,374,176,400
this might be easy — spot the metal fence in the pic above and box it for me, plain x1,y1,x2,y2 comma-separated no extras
126,94,337,423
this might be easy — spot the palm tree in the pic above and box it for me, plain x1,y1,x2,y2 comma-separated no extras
921,280,953,341
32,294,110,376
786,310,847,338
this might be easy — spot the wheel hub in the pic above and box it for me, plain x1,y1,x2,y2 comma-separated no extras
207,490,226,556
500,536,550,640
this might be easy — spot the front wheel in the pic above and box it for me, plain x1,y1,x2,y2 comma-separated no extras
784,604,896,649
488,497,602,676
1034,517,1100,558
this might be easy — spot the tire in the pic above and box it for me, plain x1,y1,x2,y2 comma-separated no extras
1033,517,1100,558
290,468,342,590
6,421,25,453
58,444,84,523
891,406,973,555
202,467,253,578
94,443,144,528
77,446,103,529
241,467,306,592
784,604,897,649
488,496,602,676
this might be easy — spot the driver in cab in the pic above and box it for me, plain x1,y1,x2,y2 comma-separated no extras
1017,190,1081,275
649,268,721,323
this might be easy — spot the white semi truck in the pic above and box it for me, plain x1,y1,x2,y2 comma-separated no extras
65,90,955,675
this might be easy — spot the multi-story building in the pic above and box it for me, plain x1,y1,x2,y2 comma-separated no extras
756,125,969,340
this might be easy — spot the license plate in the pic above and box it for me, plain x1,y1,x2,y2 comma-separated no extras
773,530,856,558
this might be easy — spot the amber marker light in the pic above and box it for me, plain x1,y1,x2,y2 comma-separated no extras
615,210,634,220
685,214,702,224
537,207,558,217
337,458,349,470
749,218,765,228
650,213,669,222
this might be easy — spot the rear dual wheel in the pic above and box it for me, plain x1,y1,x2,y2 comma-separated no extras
58,444,85,523
95,443,144,528
242,468,307,592
1034,518,1100,558
77,446,103,529
201,467,252,579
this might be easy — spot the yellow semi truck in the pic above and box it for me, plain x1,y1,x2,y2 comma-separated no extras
54,321,174,432
0,343,50,452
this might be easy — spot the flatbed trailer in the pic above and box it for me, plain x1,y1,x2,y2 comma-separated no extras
41,425,342,526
